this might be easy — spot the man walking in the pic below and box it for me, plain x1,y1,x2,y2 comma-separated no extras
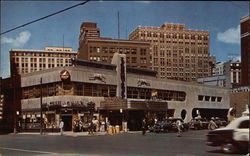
59,120,64,136
176,120,182,137
142,118,147,135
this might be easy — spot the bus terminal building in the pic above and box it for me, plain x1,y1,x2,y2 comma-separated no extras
19,54,230,131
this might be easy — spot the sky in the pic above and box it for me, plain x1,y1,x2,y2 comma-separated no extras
0,1,249,78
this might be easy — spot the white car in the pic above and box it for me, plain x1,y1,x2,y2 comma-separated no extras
206,116,249,154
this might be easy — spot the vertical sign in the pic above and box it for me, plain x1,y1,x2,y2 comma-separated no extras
0,94,4,120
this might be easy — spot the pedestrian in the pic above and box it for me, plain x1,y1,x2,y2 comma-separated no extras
208,117,218,130
88,119,94,134
142,118,147,135
59,120,64,136
176,120,182,137
100,120,105,132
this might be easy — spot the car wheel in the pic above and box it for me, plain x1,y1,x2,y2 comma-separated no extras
221,143,238,154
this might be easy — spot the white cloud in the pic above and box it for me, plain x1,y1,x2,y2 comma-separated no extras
217,25,240,44
233,56,241,62
1,31,31,47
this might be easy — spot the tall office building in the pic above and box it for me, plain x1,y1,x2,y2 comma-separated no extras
79,22,100,49
78,22,152,70
240,15,250,86
10,47,77,75
129,23,211,81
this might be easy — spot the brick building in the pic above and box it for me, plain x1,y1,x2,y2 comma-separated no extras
129,23,212,81
240,15,250,86
78,22,152,70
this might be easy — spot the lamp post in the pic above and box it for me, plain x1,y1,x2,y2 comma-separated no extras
40,77,43,135
14,111,19,134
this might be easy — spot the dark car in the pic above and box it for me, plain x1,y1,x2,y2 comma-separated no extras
151,118,189,133
206,116,249,154
214,118,228,127
163,118,189,132
189,118,209,130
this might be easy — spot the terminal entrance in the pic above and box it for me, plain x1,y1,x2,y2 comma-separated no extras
128,110,145,131
192,108,229,120
61,115,72,131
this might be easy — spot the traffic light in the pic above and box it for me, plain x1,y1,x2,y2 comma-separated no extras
0,94,4,120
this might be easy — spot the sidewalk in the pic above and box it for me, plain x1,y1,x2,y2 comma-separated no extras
14,131,142,137
15,131,107,137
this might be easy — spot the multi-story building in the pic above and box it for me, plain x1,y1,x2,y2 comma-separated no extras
240,15,250,86
9,47,77,75
129,23,211,81
78,22,152,70
198,61,241,88
79,22,100,46
18,56,229,132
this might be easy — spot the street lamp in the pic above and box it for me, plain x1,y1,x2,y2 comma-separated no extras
14,111,19,134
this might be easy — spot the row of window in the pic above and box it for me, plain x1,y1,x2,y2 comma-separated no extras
198,95,222,102
14,57,72,63
12,52,76,58
89,46,148,55
16,62,71,68
22,83,117,99
139,32,209,40
89,55,148,64
21,82,186,102
127,87,186,101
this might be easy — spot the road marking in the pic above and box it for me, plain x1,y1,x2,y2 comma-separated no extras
0,147,101,156
0,147,60,155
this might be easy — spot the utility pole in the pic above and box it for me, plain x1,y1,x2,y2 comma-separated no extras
40,77,43,135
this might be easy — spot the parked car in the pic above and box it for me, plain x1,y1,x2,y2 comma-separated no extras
189,118,209,130
163,118,189,132
150,118,189,133
214,118,228,127
206,116,249,154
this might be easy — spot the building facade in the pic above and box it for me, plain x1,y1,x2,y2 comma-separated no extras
129,23,211,81
78,22,152,70
0,76,22,133
230,86,250,117
10,47,77,76
240,15,250,86
19,55,229,132
198,61,241,89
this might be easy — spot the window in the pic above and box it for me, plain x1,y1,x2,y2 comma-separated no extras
205,96,210,101
198,95,204,101
131,57,137,63
238,120,249,129
211,96,216,102
217,97,222,102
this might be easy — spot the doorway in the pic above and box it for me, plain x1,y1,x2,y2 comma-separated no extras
61,115,72,131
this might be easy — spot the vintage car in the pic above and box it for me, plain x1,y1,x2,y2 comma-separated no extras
150,118,189,133
214,118,228,127
189,118,209,130
206,116,249,154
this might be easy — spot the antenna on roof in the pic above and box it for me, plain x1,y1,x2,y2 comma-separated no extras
118,11,120,39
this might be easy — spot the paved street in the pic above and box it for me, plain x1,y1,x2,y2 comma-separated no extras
0,130,246,156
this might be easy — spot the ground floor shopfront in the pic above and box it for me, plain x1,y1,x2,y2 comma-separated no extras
20,97,171,132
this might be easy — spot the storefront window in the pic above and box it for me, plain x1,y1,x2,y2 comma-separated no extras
75,83,83,96
109,86,116,97
84,83,92,96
